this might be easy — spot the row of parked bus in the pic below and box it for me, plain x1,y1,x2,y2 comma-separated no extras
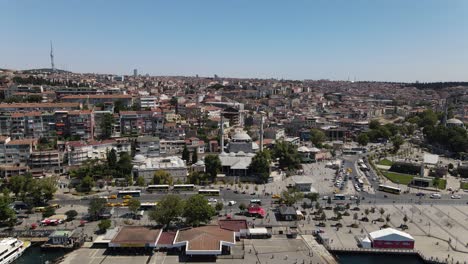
147,184,196,192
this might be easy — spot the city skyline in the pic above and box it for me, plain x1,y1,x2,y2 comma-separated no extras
1,0,468,82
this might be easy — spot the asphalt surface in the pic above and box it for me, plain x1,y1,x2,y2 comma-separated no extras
51,154,468,209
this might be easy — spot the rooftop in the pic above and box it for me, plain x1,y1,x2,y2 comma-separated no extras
174,226,235,252
110,226,161,246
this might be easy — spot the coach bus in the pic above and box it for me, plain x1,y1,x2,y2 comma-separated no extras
173,184,195,191
117,190,141,198
147,184,170,192
198,189,220,196
140,202,158,210
378,184,401,194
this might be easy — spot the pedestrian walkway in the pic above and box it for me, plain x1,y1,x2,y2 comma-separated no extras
301,235,338,264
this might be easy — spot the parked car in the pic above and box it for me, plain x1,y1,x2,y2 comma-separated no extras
430,193,441,199
228,201,237,206
416,192,425,197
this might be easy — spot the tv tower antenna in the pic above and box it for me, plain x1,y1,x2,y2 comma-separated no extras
50,41,55,72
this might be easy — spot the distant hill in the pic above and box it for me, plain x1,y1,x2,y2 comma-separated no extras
22,68,71,74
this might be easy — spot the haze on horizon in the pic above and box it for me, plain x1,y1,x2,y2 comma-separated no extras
1,0,467,82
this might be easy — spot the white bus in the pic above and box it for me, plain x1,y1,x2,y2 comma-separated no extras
198,189,220,196
333,194,346,200
250,199,262,205
357,178,364,188
173,184,195,191
117,190,141,198
147,185,170,192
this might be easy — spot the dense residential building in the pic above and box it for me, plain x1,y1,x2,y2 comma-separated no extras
65,139,131,166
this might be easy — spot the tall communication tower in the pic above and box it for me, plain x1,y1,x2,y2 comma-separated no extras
50,41,55,72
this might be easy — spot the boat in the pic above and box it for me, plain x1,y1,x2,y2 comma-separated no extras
0,237,31,264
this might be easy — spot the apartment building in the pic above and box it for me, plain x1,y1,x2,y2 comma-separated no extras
0,137,37,165
0,102,80,112
135,136,160,157
65,139,131,166
119,111,164,136
61,94,133,108
67,110,94,140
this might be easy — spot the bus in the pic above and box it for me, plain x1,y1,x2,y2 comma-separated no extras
357,178,364,188
250,199,262,205
147,185,170,192
140,202,158,210
173,184,195,191
378,184,401,194
359,164,369,171
333,194,346,200
198,189,220,196
117,190,141,198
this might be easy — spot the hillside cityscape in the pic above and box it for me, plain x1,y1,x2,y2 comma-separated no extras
1,1,468,264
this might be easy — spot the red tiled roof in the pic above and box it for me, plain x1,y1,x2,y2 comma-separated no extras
218,219,247,232
157,231,176,246
175,226,235,251
111,226,161,245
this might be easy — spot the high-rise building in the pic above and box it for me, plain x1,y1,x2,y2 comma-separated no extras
133,69,138,77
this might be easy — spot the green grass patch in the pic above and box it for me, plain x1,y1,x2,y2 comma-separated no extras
435,179,447,190
378,159,393,166
382,171,414,185
460,182,468,190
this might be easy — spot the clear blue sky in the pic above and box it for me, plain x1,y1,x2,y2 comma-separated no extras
1,0,467,82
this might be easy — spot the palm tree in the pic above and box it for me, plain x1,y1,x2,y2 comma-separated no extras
379,208,385,220
385,214,391,226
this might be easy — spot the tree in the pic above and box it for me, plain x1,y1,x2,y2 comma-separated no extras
403,214,408,224
385,214,391,225
0,195,16,227
357,133,369,146
117,152,133,177
80,175,95,193
271,141,301,170
65,210,78,220
204,155,222,180
98,219,111,231
88,198,107,220
182,145,190,164
148,195,184,227
8,175,25,197
310,128,326,148
128,198,141,215
43,207,55,218
215,202,223,212
304,192,319,202
281,189,304,206
135,176,146,187
41,177,58,202
152,170,173,185
192,149,198,164
183,194,215,226
369,120,381,130
248,150,271,183
188,171,207,185
379,208,385,220
100,113,114,139
238,203,247,212
391,135,404,153
107,149,117,168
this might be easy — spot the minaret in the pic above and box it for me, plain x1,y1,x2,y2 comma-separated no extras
220,114,225,153
50,41,55,72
